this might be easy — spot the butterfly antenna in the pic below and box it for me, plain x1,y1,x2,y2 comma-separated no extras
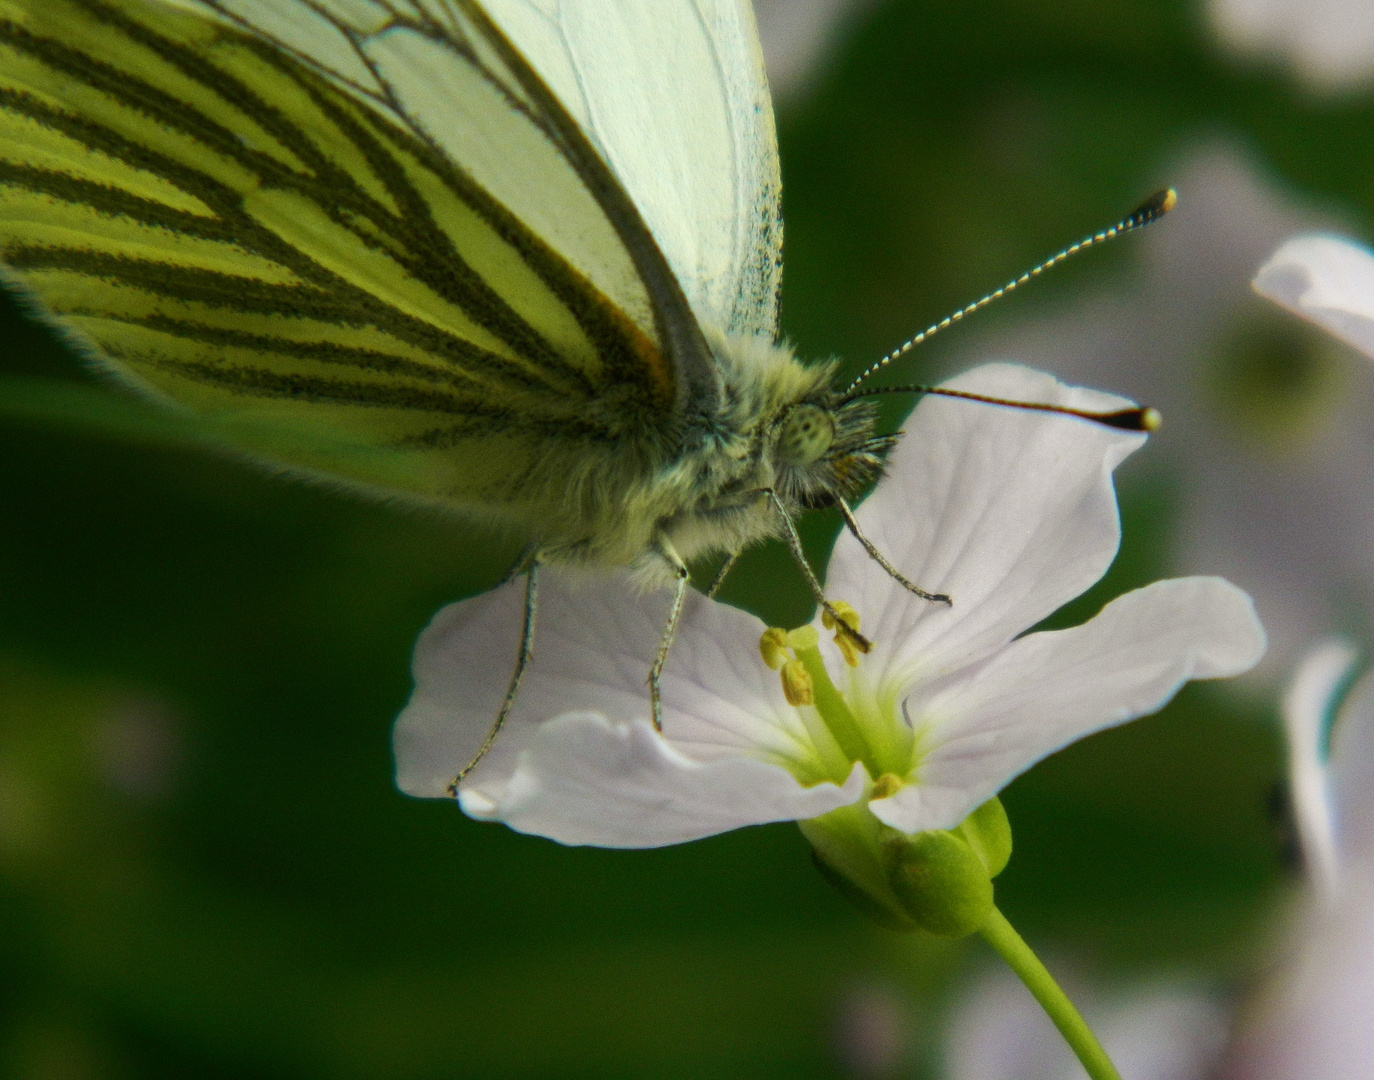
842,382,1162,432
842,189,1177,395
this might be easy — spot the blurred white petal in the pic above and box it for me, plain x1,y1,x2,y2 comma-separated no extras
1281,638,1358,897
1254,234,1374,360
1209,0,1374,90
753,0,874,100
946,963,1228,1080
1329,667,1374,861
1228,874,1374,1080
1224,649,1374,1078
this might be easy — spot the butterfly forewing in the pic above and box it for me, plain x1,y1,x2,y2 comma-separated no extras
478,0,783,340
163,0,780,378
0,0,676,509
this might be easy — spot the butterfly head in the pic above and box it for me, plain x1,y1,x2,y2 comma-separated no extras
771,396,897,512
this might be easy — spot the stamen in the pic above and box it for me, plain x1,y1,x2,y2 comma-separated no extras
823,601,864,667
821,601,860,633
763,621,904,785
759,627,789,670
780,660,815,706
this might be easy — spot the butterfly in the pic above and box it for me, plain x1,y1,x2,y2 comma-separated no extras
0,0,1163,778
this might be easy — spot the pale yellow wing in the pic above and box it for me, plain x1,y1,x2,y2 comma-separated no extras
0,0,696,512
482,0,783,339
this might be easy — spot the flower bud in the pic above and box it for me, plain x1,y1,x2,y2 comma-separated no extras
801,804,921,932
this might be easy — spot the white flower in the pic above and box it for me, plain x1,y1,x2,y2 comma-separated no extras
1254,233,1374,361
394,364,1266,848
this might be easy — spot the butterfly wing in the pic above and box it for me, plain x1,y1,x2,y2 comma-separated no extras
0,0,769,515
166,0,784,345
481,0,784,341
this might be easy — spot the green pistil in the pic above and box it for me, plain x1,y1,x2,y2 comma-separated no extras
792,642,884,781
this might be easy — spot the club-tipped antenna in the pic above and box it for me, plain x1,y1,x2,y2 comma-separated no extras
843,188,1177,395
841,383,1161,432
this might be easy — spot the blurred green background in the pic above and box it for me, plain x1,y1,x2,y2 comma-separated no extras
4,0,1373,1075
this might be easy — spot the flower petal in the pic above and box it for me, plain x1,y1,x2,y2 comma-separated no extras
1228,874,1374,1080
868,577,1265,833
1331,666,1374,863
1282,639,1358,896
827,363,1146,693
460,713,867,847
1253,234,1374,360
394,570,835,824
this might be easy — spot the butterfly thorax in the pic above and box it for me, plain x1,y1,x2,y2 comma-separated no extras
524,332,893,589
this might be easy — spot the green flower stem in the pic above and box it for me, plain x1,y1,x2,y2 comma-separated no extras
978,906,1122,1080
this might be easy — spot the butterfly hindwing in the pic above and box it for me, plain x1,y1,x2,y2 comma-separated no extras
0,0,686,511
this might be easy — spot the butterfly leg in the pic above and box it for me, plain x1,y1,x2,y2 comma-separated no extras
495,541,539,588
704,550,740,598
762,490,873,655
449,557,540,793
836,498,952,606
648,536,691,733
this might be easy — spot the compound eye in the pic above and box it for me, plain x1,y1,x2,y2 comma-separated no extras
776,404,836,466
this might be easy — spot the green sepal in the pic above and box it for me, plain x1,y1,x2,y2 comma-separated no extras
884,828,993,937
800,804,920,932
800,797,1014,938
955,797,1012,878
809,850,919,932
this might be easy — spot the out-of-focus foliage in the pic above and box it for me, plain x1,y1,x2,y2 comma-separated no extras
7,0,1373,1075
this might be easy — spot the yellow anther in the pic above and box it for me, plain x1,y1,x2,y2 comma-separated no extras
823,601,864,666
1139,406,1162,432
870,773,904,800
786,625,820,651
821,600,860,634
780,659,814,707
759,627,789,670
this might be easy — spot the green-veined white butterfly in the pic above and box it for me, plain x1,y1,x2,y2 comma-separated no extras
0,0,1164,776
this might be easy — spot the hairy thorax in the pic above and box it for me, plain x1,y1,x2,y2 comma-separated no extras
504,331,886,591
